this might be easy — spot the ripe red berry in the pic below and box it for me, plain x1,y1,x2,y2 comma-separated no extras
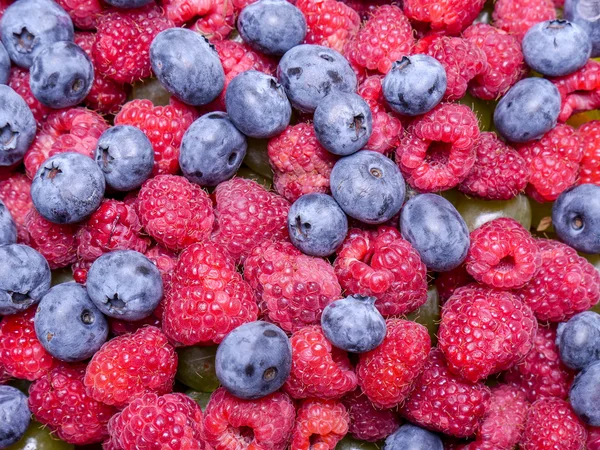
291,398,350,450
55,0,104,30
0,173,31,243
342,388,401,442
589,427,600,450
552,60,600,123
163,0,235,40
404,0,486,35
8,67,53,126
25,209,78,269
579,120,600,186
492,0,556,41
435,264,474,303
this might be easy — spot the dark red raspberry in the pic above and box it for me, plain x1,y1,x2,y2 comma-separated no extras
435,264,474,303
396,103,480,192
55,0,104,30
401,348,491,438
589,427,600,450
163,0,234,40
108,314,162,337
8,67,53,126
203,388,295,450
84,326,177,407
0,308,57,381
578,120,600,186
492,0,556,41
551,60,600,123
291,398,350,450
213,177,290,262
28,363,117,445
404,0,486,35
25,209,78,269
114,99,198,175
342,388,401,442
504,322,575,402
517,124,583,203
334,227,427,316
0,173,33,243
284,325,358,400
106,392,209,450
459,132,529,200
516,239,600,322
343,5,414,74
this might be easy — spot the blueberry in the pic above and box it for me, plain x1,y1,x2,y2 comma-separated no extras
150,28,225,106
225,70,291,139
215,321,292,400
180,112,247,186
0,85,37,167
94,125,154,192
86,250,163,321
552,184,600,254
34,282,108,362
400,194,469,272
103,0,153,8
382,55,447,116
565,0,600,57
0,41,10,85
570,360,600,426
238,0,306,56
0,385,30,448
383,424,443,450
321,295,386,353
287,193,348,257
277,44,357,113
494,78,561,143
556,311,600,370
31,152,105,224
30,41,94,109
330,150,405,224
0,0,74,68
0,243,51,316
313,92,372,156
0,199,17,245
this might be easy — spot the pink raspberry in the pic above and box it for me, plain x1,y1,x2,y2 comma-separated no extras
163,0,235,40
552,60,600,123
24,209,78,269
291,398,350,450
493,0,557,41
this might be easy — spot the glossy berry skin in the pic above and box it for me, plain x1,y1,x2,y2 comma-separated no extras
238,0,307,55
382,55,447,116
215,321,291,400
494,78,561,143
400,194,469,272
0,199,16,245
557,311,600,370
94,125,154,192
342,388,400,442
570,360,600,426
151,28,224,106
0,0,74,69
523,19,591,77
0,85,36,167
403,0,485,35
0,385,30,448
565,0,600,57
321,295,386,353
330,150,405,224
291,398,350,450
287,193,348,257
0,41,10,85
553,184,600,254
180,112,247,186
0,244,51,316
31,152,106,225
34,282,108,362
493,0,557,41
25,209,78,269
384,424,443,450
86,250,163,321
30,41,94,109
313,92,372,156
277,44,357,113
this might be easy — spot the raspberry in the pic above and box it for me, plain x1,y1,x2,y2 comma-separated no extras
435,264,474,303
163,0,234,40
334,227,427,316
24,108,109,180
24,209,78,269
108,314,162,337
589,427,600,450
404,0,486,35
106,392,209,450
28,364,117,445
71,259,93,285
517,124,583,203
516,239,600,322
579,120,600,186
343,5,414,74
84,326,177,407
463,23,526,100
0,173,32,243
492,0,556,41
396,103,480,192
268,123,338,203
137,175,214,251
438,283,537,382
357,319,431,409
162,241,258,346
203,388,295,450
466,218,541,289
55,0,104,30
551,60,600,123
145,245,178,284
401,349,491,438
8,67,53,126
93,6,174,84
284,325,357,400
114,99,198,175
504,323,575,402
0,308,56,381
291,398,350,450
520,398,587,450
459,132,529,200
338,0,387,20
243,240,341,333
296,0,360,52
342,389,401,442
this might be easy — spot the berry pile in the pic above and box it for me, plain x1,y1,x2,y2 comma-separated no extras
1,0,600,449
